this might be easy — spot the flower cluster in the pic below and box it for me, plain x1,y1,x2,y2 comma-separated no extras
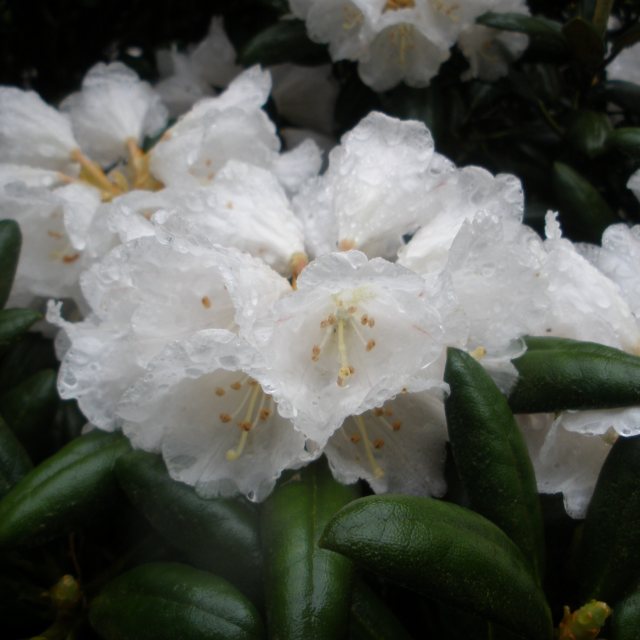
289,0,530,90
4,57,640,516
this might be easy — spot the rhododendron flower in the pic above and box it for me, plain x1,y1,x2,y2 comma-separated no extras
290,0,530,90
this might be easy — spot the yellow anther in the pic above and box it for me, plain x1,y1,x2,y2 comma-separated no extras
470,346,487,360
392,421,402,431
361,314,368,325
290,252,309,290
62,253,80,264
201,296,212,308
338,238,356,251
219,413,232,423
311,345,321,362
366,339,376,352
238,421,252,432
373,439,385,449
384,0,415,10
215,387,226,397
230,381,243,391
259,408,271,421
350,434,361,444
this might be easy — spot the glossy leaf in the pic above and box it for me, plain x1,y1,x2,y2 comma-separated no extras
0,414,32,498
572,435,640,604
239,19,328,66
261,458,361,640
0,220,21,310
444,348,545,583
0,369,58,461
566,111,611,158
89,562,264,640
509,337,640,414
321,495,553,640
0,309,42,349
0,431,130,546
116,450,262,605
552,162,616,243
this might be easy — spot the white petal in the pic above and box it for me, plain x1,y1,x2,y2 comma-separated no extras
252,251,450,444
117,330,312,502
326,390,448,495
61,62,168,165
0,88,77,171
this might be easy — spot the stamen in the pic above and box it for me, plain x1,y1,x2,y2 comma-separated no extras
354,415,384,479
219,413,232,423
366,339,376,352
384,0,415,10
470,346,487,360
62,253,80,264
336,317,354,386
373,439,385,449
338,238,356,251
290,252,309,290
126,138,163,191
201,296,212,309
226,383,263,462
230,381,243,391
70,148,121,199
215,387,226,397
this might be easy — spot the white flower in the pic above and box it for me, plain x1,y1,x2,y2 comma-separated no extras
0,88,78,172
117,330,312,502
250,250,456,446
153,161,306,276
292,0,531,89
149,66,321,194
326,389,448,495
540,212,640,353
60,62,168,166
49,236,289,429
295,111,453,260
155,17,241,117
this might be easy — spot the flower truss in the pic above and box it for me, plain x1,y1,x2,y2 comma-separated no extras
38,98,640,514
0,63,321,307
289,0,530,90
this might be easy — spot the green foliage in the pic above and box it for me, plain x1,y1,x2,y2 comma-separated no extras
444,347,545,583
261,459,361,640
320,495,553,640
89,562,265,640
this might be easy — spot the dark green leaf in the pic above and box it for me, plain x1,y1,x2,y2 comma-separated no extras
608,127,640,159
444,348,545,583
89,562,264,640
0,333,57,391
116,450,262,606
261,458,361,640
552,161,617,243
239,19,328,66
610,23,640,58
509,337,640,414
566,110,612,158
0,431,130,547
0,308,42,349
601,81,640,114
562,18,605,70
0,220,21,310
320,495,552,640
0,369,58,461
572,435,640,604
0,414,31,498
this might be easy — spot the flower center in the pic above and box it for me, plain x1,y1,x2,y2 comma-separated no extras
217,376,274,462
62,138,162,202
310,288,378,387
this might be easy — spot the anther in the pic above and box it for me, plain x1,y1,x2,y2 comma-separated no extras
311,345,321,361
350,434,361,444
361,314,368,325
259,408,271,421
373,439,385,449
62,254,80,264
219,413,232,423
201,296,212,308
373,408,384,417
215,387,226,397
366,339,376,352
392,421,402,431
239,421,252,432
230,381,243,391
